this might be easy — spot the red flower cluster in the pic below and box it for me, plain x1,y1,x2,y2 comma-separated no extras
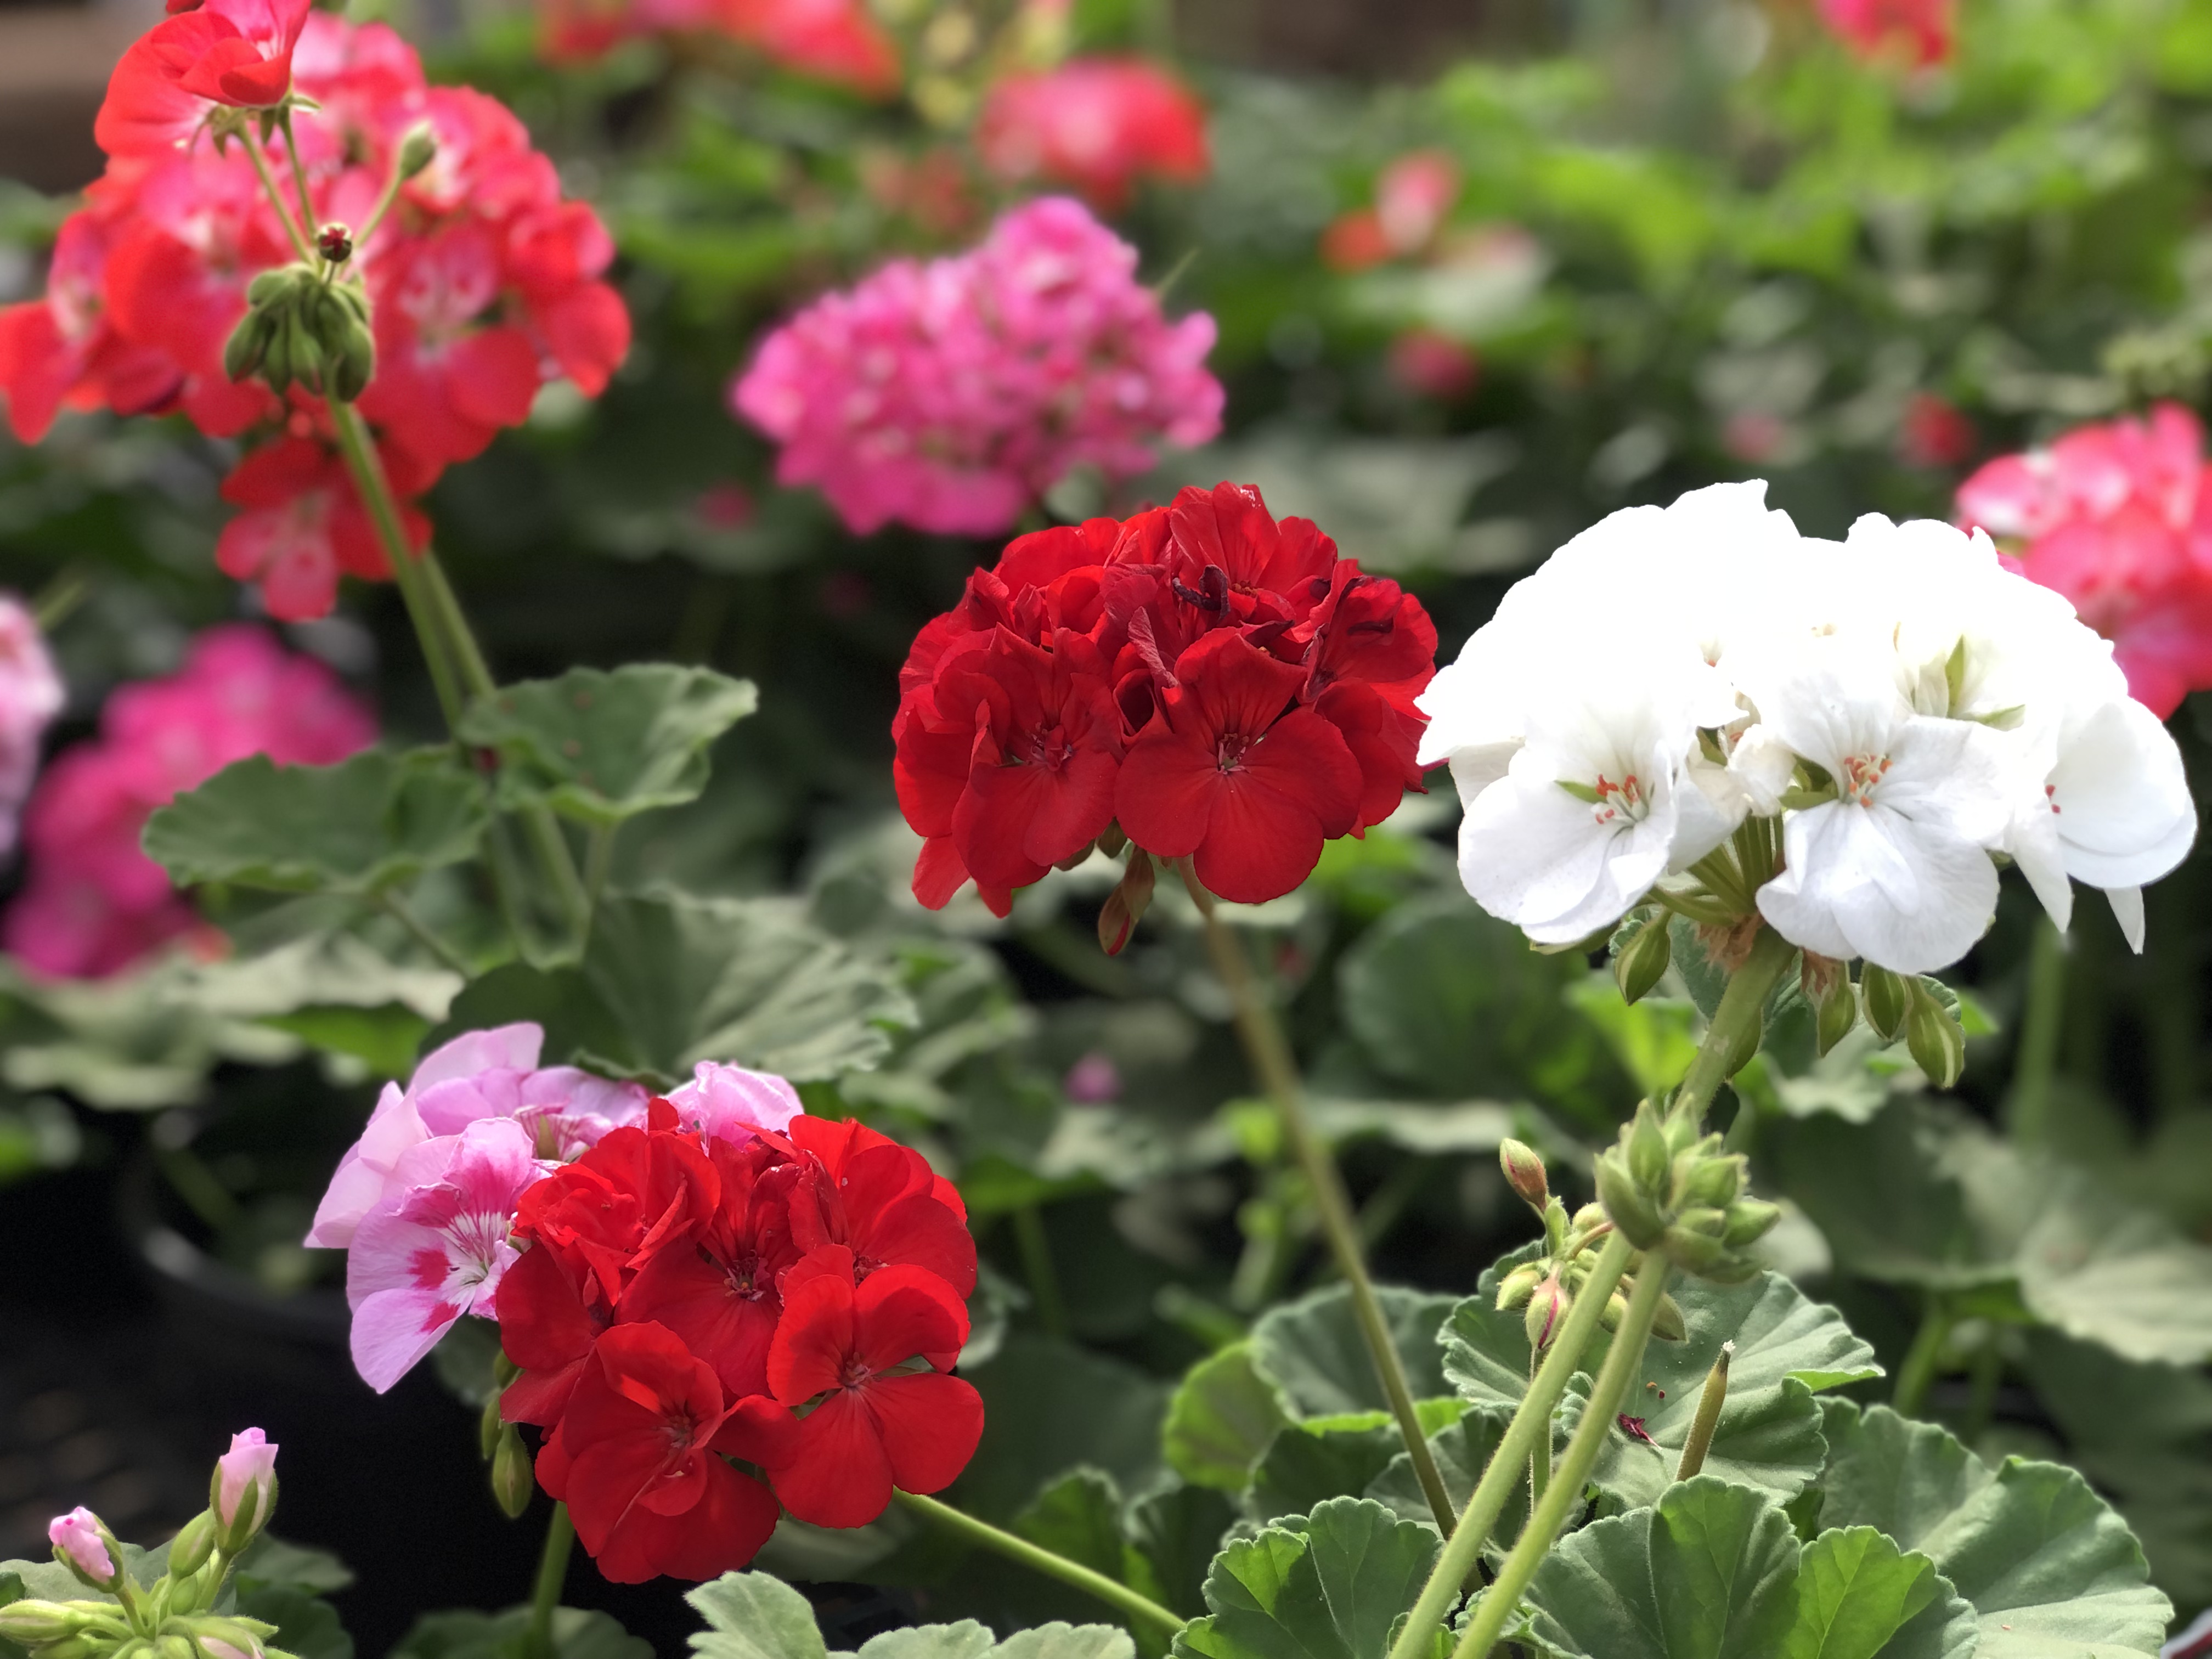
539,0,898,93
975,58,1209,212
497,1103,981,1582
894,483,1437,918
0,10,629,622
1817,0,1954,67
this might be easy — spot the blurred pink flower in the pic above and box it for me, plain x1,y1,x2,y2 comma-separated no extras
1899,391,1976,469
1,625,374,978
1063,1051,1120,1104
306,1021,648,1249
731,196,1223,537
977,58,1208,212
1389,328,1479,400
1957,402,2212,716
1818,0,1954,67
1374,151,1458,257
0,595,64,858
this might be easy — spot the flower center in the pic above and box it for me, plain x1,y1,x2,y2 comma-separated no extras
1216,733,1252,774
1841,753,1892,805
1590,772,1646,826
839,1357,874,1391
1014,723,1074,771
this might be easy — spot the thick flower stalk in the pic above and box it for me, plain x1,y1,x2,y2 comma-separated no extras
732,197,1222,537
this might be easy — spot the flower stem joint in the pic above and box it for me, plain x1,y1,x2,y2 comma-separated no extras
1594,1098,1781,1283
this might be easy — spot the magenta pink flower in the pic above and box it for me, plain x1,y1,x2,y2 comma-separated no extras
0,595,64,858
48,1507,115,1584
345,1116,542,1392
1,625,373,978
1957,402,2212,716
306,1022,647,1249
214,1428,278,1532
731,196,1223,537
661,1059,804,1144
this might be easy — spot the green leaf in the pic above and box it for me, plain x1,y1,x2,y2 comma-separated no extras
1521,1476,1801,1659
458,665,758,827
437,890,912,1085
1245,1420,1405,1525
391,1608,650,1659
1443,1255,1877,1505
234,1534,356,1594
259,1003,432,1080
1127,1486,1239,1620
1565,980,1700,1097
144,749,487,895
957,1335,1169,1523
2011,1165,2212,1367
1363,1406,1530,1547
234,1583,353,1659
862,1627,1132,1659
1176,1498,1440,1659
1165,1344,1295,1492
1782,1528,1976,1659
1015,1469,1138,1587
687,1571,826,1659
1818,1401,2172,1656
1250,1284,1455,1419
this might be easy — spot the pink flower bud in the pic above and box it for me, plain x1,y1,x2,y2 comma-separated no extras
204,1637,261,1659
48,1508,116,1584
215,1429,278,1532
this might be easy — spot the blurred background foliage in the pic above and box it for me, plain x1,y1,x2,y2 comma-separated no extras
4,0,2212,1635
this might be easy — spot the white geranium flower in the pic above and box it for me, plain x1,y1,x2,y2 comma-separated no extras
1748,642,2015,973
1457,654,1733,944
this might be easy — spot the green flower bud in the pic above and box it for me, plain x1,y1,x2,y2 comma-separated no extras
1812,971,1857,1058
1595,1149,1667,1249
159,1634,199,1659
1723,1198,1782,1248
246,268,298,306
1651,1291,1687,1342
397,122,438,180
0,1600,91,1645
491,1424,534,1520
1612,912,1672,1005
1494,1262,1544,1312
1596,1288,1628,1331
1674,1205,1729,1239
40,1638,100,1659
1627,1104,1669,1192
1663,1223,1728,1273
1862,963,1910,1042
1498,1138,1549,1212
1569,1201,1606,1237
168,1511,217,1580
223,310,272,383
1678,1153,1744,1211
1904,980,1966,1090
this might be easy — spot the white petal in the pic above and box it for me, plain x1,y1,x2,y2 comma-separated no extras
2106,886,2147,952
2005,798,2076,935
1756,806,1860,962
2051,697,2198,885
1458,768,1620,931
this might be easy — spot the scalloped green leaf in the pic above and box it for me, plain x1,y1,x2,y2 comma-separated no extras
144,748,486,896
1251,1284,1455,1419
1246,1419,1405,1525
1818,1401,2172,1657
1171,1498,1440,1659
687,1571,826,1659
1165,1344,1295,1493
1443,1254,1878,1505
1362,1404,1532,1547
459,665,758,827
1783,1527,1977,1659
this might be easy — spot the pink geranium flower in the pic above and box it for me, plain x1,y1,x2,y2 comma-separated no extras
345,1116,543,1392
661,1060,805,1144
1957,402,2212,716
306,1022,648,1249
213,1427,278,1533
0,595,64,858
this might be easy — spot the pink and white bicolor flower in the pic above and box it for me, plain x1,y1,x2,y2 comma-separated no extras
345,1116,541,1393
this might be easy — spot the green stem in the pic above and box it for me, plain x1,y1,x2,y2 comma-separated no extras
379,890,472,977
1962,1330,2002,1444
2008,916,2066,1147
240,125,315,262
1527,1350,1550,1517
893,1491,1184,1638
1185,869,1456,1537
328,404,466,729
30,567,86,634
275,109,320,249
1454,1250,1674,1659
1892,1294,1953,1419
522,1502,574,1659
1674,925,1797,1124
1011,1204,1069,1339
1382,1232,1632,1659
582,822,616,941
154,1141,245,1235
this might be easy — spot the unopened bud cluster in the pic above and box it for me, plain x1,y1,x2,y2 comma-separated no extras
1594,1100,1780,1283
223,266,375,404
1492,1138,1686,1350
4,1432,294,1659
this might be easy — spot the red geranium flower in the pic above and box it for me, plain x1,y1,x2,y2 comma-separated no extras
215,437,432,623
762,1257,983,1529
1116,628,1361,905
96,0,315,155
977,58,1208,212
534,1322,791,1583
782,1133,977,1299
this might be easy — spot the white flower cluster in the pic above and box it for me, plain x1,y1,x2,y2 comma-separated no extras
1417,483,2198,974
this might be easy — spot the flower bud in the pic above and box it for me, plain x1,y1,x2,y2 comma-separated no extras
1498,1138,1549,1213
1627,1104,1669,1192
490,1424,533,1520
1612,912,1672,1005
1596,1288,1628,1331
1568,1201,1607,1238
0,1600,92,1645
39,1638,99,1659
159,1633,198,1659
200,1638,261,1659
1494,1261,1544,1312
1861,964,1909,1042
1904,980,1965,1090
246,268,298,307
1595,1149,1666,1249
168,1511,217,1579
1723,1198,1782,1248
1805,953,1857,1057
211,1429,278,1551
49,1508,120,1590
1097,848,1154,955
316,223,353,265
1651,1291,1686,1342
1674,1205,1729,1239
1677,1152,1743,1211
223,309,273,383
1523,1276,1570,1350
1662,1222,1728,1273
397,123,438,180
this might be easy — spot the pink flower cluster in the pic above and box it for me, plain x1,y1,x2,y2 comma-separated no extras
0,597,64,858
306,1029,797,1394
732,196,1223,538
1958,402,2212,718
0,3,629,622
1,625,374,979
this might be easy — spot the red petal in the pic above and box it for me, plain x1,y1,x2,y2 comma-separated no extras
770,1391,893,1528
865,1372,984,1496
1113,720,1216,860
766,1269,856,1403
851,1264,969,1373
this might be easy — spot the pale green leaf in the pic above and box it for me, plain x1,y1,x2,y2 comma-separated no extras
1783,1527,1976,1659
1251,1284,1455,1419
1165,1344,1295,1492
686,1571,826,1659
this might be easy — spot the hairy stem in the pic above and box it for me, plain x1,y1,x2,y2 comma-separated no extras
1381,1232,1632,1659
1184,866,1455,1536
1673,924,1796,1125
1454,1250,1674,1659
893,1491,1184,1638
1892,1294,1953,1419
328,404,466,728
2008,917,2067,1148
240,125,316,263
522,1501,574,1659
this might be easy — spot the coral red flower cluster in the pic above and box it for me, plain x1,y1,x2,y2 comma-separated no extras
2,626,374,978
497,1102,981,1583
0,8,629,622
894,482,1438,916
539,0,898,93
1817,0,1954,67
732,196,1222,537
1319,150,1459,274
1957,402,2212,718
975,58,1209,212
